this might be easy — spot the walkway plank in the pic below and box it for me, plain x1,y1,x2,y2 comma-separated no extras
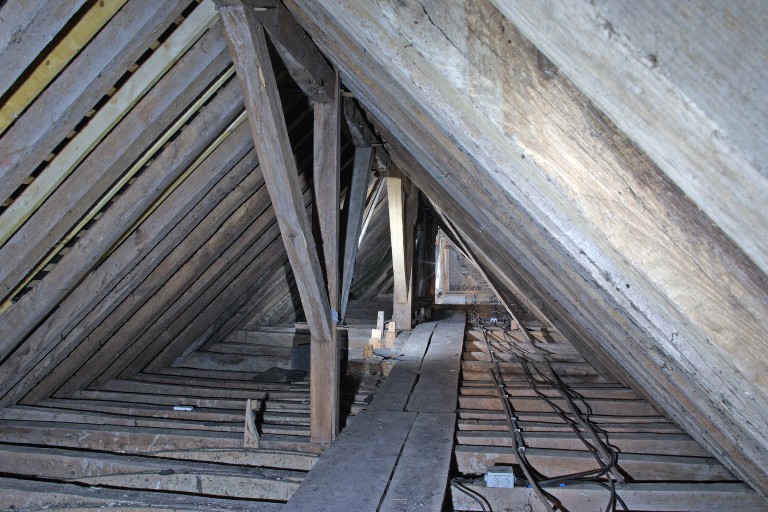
379,412,455,512
283,409,417,512
406,311,465,412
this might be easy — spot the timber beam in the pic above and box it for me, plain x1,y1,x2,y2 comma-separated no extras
218,1,342,442
218,1,333,342
216,0,334,102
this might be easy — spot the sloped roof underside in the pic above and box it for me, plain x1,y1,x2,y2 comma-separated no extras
0,0,765,502
283,0,768,496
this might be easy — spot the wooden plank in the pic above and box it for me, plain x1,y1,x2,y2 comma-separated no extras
174,351,291,373
0,0,86,100
219,2,333,342
0,23,232,305
131,186,312,378
0,0,188,203
0,444,302,501
0,419,317,470
283,409,417,512
452,482,767,512
340,146,373,320
455,445,735,481
283,0,768,494
406,311,465,412
0,0,122,135
458,395,659,416
311,69,341,443
368,321,436,412
215,0,335,102
379,412,456,512
0,477,284,512
0,1,219,248
0,81,246,406
36,397,312,427
85,196,292,386
91,378,308,401
457,418,682,434
18,142,262,405
456,430,708,456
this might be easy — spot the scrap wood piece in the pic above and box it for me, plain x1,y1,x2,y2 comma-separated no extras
245,398,261,448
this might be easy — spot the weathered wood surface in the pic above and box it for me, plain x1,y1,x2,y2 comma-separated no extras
406,311,465,412
0,2,219,250
456,430,708,456
379,412,456,512
0,0,189,203
0,444,301,501
367,321,436,412
0,419,317,470
219,3,333,343
283,0,768,495
452,482,767,512
239,0,336,102
17,129,259,405
0,0,86,99
458,394,658,416
340,145,373,319
0,81,246,406
283,410,417,512
0,13,230,303
311,69,342,443
0,477,283,512
455,445,734,481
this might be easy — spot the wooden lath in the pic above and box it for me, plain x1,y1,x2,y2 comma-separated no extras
0,0,219,249
21,96,314,404
0,0,193,206
0,21,234,312
0,0,121,134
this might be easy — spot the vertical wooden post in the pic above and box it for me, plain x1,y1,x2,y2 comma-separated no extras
388,175,416,330
217,1,337,442
311,70,341,443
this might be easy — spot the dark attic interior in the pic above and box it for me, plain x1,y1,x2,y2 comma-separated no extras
0,1,766,511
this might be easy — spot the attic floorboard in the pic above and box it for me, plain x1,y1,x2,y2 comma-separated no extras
283,312,465,511
449,309,765,510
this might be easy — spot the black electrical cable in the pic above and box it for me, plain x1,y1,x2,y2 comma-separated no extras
490,325,627,511
499,326,623,483
480,327,561,511
451,478,492,511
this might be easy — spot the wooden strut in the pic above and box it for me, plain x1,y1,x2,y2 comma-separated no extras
217,0,340,443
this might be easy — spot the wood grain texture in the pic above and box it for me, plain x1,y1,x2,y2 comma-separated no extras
0,0,189,203
219,4,333,343
282,0,768,495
